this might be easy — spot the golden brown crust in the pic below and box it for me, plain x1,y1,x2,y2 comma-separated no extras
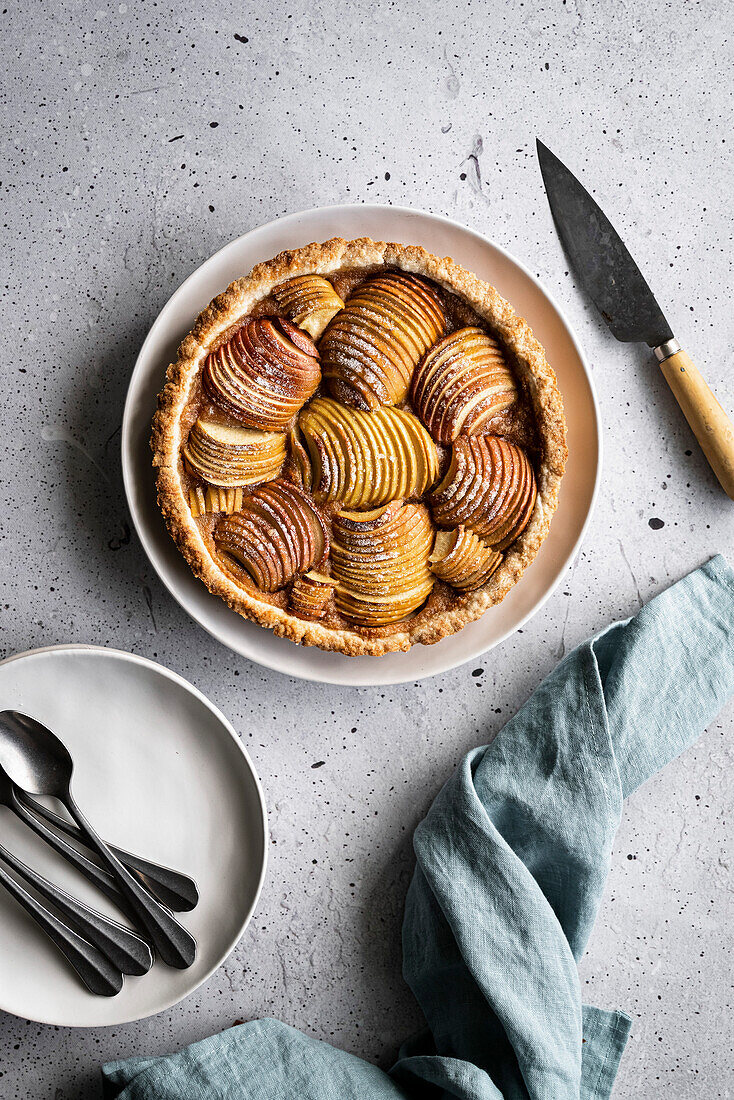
151,237,567,656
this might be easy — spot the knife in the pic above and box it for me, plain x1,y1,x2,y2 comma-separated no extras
537,139,734,500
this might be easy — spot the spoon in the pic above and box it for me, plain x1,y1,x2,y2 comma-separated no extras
16,791,199,912
0,863,123,996
0,711,197,969
0,841,152,975
0,766,137,920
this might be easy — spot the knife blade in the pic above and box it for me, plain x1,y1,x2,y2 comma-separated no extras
537,139,734,500
536,140,672,347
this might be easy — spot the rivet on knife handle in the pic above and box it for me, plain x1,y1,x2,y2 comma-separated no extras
655,340,734,500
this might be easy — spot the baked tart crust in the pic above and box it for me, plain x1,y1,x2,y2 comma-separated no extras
151,237,567,657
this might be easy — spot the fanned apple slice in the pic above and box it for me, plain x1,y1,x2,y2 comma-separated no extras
218,510,283,590
391,407,439,499
490,454,538,551
189,485,245,516
412,327,518,443
188,486,207,517
183,417,286,486
429,527,503,590
214,479,328,592
203,317,321,429
289,571,335,620
271,275,345,340
359,404,393,504
288,429,313,492
302,400,348,501
297,398,438,508
431,436,537,549
330,502,435,626
320,272,446,409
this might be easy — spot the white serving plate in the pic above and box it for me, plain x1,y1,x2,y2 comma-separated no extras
122,205,600,685
0,645,267,1026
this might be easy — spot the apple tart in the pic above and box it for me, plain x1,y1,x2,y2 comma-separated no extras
152,237,567,656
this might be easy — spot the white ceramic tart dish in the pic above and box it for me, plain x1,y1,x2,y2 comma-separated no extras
151,237,567,657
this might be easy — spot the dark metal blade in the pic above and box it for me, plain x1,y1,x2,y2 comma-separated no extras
537,140,673,347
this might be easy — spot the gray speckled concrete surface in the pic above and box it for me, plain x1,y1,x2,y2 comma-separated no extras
1,0,733,1096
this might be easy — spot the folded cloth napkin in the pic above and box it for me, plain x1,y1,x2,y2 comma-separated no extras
103,555,734,1100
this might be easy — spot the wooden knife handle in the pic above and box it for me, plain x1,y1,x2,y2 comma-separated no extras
659,348,734,500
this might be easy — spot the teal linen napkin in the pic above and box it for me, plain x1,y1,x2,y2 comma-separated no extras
103,555,734,1100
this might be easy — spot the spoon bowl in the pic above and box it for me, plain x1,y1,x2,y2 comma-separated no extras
0,711,74,797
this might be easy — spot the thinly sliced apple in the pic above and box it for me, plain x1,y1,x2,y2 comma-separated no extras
214,479,328,591
203,317,321,429
330,501,435,626
289,571,335,620
218,511,282,589
347,299,417,384
297,398,438,508
272,275,345,340
412,327,517,443
188,486,207,517
429,526,503,590
321,272,446,410
490,453,538,550
431,436,537,549
289,429,313,492
364,410,396,504
183,418,286,487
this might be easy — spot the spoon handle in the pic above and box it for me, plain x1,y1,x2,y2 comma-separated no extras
0,846,152,976
8,790,131,916
17,793,199,912
0,863,123,996
65,793,197,970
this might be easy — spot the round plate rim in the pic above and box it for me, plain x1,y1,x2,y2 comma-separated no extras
0,643,268,1027
122,203,601,686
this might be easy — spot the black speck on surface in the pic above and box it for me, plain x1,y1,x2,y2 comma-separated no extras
234,33,249,43
108,522,131,550
472,668,484,677
311,760,325,769
648,517,665,530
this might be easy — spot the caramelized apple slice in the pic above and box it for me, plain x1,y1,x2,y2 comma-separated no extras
297,397,438,508
320,272,446,409
189,485,245,516
188,486,207,517
214,479,328,592
431,436,537,549
429,527,503,590
412,327,518,443
288,429,313,492
271,275,345,340
289,571,335,620
183,418,286,486
330,502,435,626
203,318,321,429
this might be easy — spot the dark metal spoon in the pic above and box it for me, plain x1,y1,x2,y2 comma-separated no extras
0,766,135,919
16,792,199,912
0,863,123,996
0,710,197,969
0,842,152,975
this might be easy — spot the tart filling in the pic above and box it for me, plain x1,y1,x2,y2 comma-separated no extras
152,237,567,656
